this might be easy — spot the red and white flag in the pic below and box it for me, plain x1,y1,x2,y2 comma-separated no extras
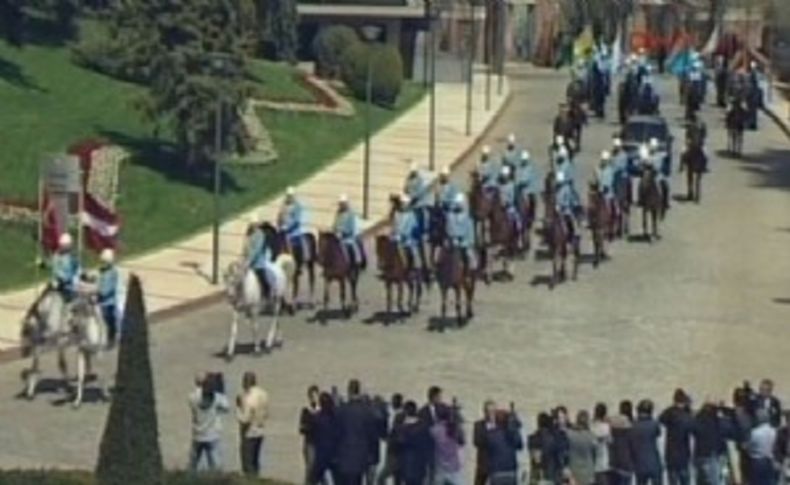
81,193,120,251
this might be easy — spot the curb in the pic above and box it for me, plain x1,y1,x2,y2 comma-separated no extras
0,85,515,366
762,105,790,141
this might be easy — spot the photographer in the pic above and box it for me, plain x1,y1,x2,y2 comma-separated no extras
188,372,230,472
429,399,465,485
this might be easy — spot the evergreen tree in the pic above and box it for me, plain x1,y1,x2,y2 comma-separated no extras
109,0,253,164
0,0,25,46
96,275,164,485
255,0,299,62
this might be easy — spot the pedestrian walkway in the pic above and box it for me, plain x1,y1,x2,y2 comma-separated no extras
0,71,510,352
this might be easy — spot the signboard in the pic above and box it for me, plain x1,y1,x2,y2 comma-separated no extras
44,155,81,194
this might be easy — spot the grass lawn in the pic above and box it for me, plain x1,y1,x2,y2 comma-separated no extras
246,59,315,104
0,33,425,291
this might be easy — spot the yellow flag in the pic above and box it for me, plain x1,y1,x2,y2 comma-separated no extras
573,26,594,62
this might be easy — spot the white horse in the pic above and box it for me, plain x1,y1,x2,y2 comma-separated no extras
223,254,295,360
20,285,108,408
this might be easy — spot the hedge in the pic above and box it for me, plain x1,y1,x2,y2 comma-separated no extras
312,25,359,79
340,42,404,107
0,471,291,485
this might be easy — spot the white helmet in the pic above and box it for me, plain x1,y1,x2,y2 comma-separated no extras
507,133,516,145
556,171,566,184
649,137,660,149
555,135,565,145
338,193,348,204
613,137,622,148
58,233,73,249
440,165,450,176
481,145,491,156
601,150,611,160
557,146,569,159
400,193,410,205
286,186,295,197
501,166,511,177
520,150,530,162
100,248,115,264
750,61,758,69
453,192,466,206
639,144,650,160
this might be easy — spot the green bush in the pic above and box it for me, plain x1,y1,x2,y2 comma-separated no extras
312,25,359,79
0,470,290,485
340,43,404,107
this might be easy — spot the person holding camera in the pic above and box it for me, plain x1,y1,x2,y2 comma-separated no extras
430,400,465,485
188,372,230,472
485,403,524,485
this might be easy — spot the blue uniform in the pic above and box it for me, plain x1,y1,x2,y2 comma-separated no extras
479,159,500,191
245,228,270,270
502,148,520,170
333,208,364,266
391,210,420,268
405,171,431,239
280,199,310,258
446,206,477,270
556,181,577,217
436,181,460,213
52,251,79,299
515,161,540,198
498,180,522,232
597,165,615,200
97,264,120,343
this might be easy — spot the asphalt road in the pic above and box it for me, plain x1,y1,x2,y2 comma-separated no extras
1,65,789,481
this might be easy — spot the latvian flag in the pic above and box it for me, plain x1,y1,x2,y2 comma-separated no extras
81,193,120,251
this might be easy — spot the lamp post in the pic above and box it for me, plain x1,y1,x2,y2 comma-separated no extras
497,0,505,96
361,25,382,219
428,0,438,171
466,0,476,136
209,54,231,285
485,0,492,111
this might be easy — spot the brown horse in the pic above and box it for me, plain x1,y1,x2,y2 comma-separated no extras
261,222,316,307
375,235,422,321
637,165,662,242
587,183,611,268
517,191,537,254
488,194,519,279
468,170,494,247
434,246,476,328
542,179,579,288
317,232,359,319
679,146,706,203
612,168,631,237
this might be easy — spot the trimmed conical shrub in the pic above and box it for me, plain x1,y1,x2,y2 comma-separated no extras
96,275,163,485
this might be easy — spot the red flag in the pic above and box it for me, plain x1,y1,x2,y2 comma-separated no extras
41,193,61,254
82,193,120,251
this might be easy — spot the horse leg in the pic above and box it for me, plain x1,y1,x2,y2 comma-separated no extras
695,173,702,204
642,208,650,242
440,287,447,322
57,345,69,393
226,311,239,360
572,239,580,281
308,262,316,307
652,210,659,239
465,280,475,320
73,350,85,408
454,286,462,327
340,279,350,319
292,265,301,307
24,348,40,400
265,300,281,350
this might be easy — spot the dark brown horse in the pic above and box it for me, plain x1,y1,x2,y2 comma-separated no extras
637,165,662,242
434,246,476,328
587,183,611,268
487,194,519,279
317,232,359,319
517,191,537,253
612,168,631,237
261,222,317,306
543,179,579,288
375,235,422,321
679,146,707,203
468,171,494,247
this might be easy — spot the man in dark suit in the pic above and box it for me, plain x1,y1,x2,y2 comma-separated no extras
630,399,663,485
473,400,497,485
659,389,694,485
754,379,783,428
335,379,376,485
418,385,444,479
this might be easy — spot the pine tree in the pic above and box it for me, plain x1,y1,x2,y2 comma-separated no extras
95,275,164,485
109,0,254,164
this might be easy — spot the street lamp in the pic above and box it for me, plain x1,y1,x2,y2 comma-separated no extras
361,25,382,220
466,0,477,136
497,0,505,96
428,0,439,171
209,53,232,285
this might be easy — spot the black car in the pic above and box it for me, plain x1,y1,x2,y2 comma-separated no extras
619,115,674,175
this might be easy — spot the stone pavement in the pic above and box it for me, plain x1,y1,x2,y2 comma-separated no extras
1,66,789,480
0,71,510,352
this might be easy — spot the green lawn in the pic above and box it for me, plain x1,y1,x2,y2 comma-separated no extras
246,59,316,104
0,37,424,291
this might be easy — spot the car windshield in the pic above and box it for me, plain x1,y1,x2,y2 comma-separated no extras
623,121,668,143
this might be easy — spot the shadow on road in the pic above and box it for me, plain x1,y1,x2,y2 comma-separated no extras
737,148,790,192
529,274,553,288
363,310,410,326
772,298,790,305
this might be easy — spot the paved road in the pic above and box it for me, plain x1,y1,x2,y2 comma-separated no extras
1,66,789,481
